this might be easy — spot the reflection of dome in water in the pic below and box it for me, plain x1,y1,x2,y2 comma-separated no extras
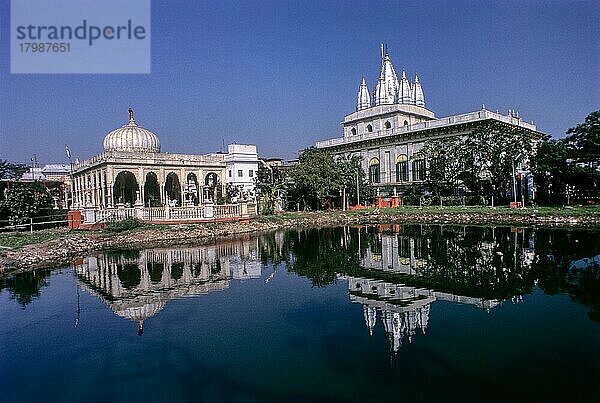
103,108,161,153
114,300,166,322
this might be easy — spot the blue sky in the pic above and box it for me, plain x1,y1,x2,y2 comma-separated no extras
1,0,599,165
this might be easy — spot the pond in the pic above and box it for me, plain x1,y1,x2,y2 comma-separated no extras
1,225,599,402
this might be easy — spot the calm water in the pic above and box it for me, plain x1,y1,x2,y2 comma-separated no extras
1,225,599,402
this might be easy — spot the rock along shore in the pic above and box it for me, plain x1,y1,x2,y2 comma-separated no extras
1,210,599,275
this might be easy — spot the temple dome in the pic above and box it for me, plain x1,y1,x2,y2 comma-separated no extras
103,109,160,153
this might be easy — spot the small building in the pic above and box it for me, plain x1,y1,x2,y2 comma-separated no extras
225,144,258,198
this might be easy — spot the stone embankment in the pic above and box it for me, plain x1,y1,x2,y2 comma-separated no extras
1,210,599,274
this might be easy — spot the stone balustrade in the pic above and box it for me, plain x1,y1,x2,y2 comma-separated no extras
79,202,256,227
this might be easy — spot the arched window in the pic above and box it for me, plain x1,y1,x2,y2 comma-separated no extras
369,157,380,183
165,172,182,206
113,171,139,206
384,121,391,129
404,120,409,126
351,128,357,136
412,159,426,181
144,172,160,207
186,173,199,206
396,154,408,182
366,124,373,133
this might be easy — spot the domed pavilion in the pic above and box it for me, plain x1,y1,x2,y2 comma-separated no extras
71,109,227,210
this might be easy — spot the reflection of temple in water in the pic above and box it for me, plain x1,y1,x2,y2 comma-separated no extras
348,225,535,354
345,276,501,354
73,238,261,334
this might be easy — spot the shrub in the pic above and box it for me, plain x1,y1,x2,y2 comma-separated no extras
104,217,141,233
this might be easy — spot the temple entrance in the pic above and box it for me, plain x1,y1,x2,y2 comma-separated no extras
144,172,161,207
185,173,199,206
165,172,181,207
113,171,139,206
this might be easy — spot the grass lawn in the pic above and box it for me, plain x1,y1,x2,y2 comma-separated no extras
0,228,75,250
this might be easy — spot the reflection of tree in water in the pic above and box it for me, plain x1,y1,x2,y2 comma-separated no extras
408,225,535,300
532,228,600,322
285,227,363,287
0,268,52,307
257,225,600,317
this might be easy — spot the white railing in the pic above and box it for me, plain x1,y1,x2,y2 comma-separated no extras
82,202,254,225
316,109,538,149
142,207,166,221
214,204,240,218
97,208,136,222
169,206,204,220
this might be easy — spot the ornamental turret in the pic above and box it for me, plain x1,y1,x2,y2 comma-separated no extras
399,69,412,104
373,44,399,106
356,77,371,111
412,74,425,107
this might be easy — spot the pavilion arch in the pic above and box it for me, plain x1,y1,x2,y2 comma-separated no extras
144,172,161,207
165,172,182,206
351,128,357,136
396,154,408,182
185,173,200,205
384,121,391,129
113,171,139,206
366,124,373,133
204,172,222,202
369,157,380,183
403,120,409,127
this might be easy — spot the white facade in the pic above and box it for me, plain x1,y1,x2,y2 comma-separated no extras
225,144,258,198
316,45,543,195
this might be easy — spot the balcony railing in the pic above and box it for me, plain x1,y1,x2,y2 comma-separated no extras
316,109,538,149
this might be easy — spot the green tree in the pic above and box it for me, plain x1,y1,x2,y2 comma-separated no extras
421,136,468,198
530,136,570,205
0,160,27,179
565,110,600,169
531,111,600,205
224,183,243,203
335,154,371,207
255,164,286,214
288,147,341,210
564,110,600,199
464,122,534,202
0,182,54,223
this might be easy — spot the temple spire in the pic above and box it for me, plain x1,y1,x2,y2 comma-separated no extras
412,73,425,107
399,69,412,104
374,44,399,106
357,77,371,111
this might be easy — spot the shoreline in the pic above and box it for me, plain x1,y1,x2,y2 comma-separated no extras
1,208,599,275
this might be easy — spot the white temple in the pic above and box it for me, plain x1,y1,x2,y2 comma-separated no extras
316,45,543,194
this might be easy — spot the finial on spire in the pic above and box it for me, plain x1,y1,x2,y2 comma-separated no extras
128,108,134,122
357,76,372,111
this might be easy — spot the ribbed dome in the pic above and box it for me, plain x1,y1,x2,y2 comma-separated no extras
103,109,160,153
